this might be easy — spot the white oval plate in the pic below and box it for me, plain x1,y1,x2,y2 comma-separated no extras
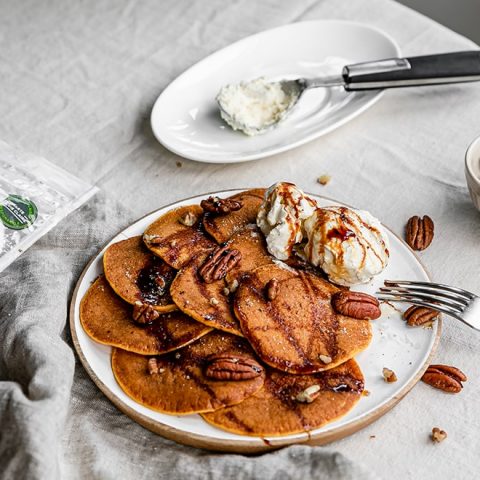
151,21,400,163
70,190,439,452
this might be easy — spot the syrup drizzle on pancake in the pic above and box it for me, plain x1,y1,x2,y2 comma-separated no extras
136,256,176,305
151,219,215,268
236,269,341,373
202,362,364,435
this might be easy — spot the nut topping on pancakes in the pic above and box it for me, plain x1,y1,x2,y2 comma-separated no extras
205,354,264,381
199,245,242,283
295,384,321,403
265,278,279,301
201,196,243,215
132,302,161,324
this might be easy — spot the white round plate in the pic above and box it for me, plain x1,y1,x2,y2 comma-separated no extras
150,21,400,163
70,190,440,452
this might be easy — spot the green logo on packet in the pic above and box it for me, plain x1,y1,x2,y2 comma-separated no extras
0,194,38,230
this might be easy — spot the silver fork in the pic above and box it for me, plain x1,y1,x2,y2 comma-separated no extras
376,280,480,331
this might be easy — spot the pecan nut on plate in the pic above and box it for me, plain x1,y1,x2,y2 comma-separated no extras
331,291,381,320
205,354,263,381
403,305,439,327
200,196,243,215
132,302,160,324
198,245,241,283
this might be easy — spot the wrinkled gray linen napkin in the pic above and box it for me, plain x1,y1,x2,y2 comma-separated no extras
2,0,480,478
0,193,373,480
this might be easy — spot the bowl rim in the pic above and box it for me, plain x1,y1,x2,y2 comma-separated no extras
465,135,480,185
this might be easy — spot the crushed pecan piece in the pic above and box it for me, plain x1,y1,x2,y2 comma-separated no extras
406,215,434,251
148,358,160,375
201,196,243,215
382,367,397,383
227,279,239,293
404,305,439,327
317,174,331,186
421,364,467,393
178,211,197,227
332,291,381,320
319,354,332,364
132,302,160,324
295,385,321,403
199,245,242,283
266,278,279,301
205,354,263,380
431,427,447,443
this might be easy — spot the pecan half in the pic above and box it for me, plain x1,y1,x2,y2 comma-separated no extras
132,302,160,324
198,245,242,283
265,278,279,301
205,354,263,380
332,291,381,320
406,215,434,251
431,427,447,443
421,364,467,393
200,196,243,215
404,305,439,327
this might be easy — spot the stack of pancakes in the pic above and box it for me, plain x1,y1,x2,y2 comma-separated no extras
80,189,372,437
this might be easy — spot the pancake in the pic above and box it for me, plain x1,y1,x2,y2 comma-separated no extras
143,205,216,269
202,359,364,436
80,276,211,355
170,253,242,336
103,236,176,312
111,331,265,415
224,224,274,283
203,189,265,243
234,264,372,374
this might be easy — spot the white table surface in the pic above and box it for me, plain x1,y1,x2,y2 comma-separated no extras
1,0,479,478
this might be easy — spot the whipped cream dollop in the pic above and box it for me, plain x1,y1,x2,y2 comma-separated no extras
302,206,390,286
216,78,299,136
257,182,317,260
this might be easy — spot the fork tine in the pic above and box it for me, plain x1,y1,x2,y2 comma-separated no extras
379,286,469,307
377,290,465,312
384,280,475,299
377,295,463,319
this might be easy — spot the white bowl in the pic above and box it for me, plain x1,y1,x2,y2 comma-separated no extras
465,135,480,212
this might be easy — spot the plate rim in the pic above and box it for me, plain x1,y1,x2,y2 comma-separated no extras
150,19,401,164
69,189,441,452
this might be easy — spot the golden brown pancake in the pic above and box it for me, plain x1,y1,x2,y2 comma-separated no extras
143,205,216,269
80,276,212,355
224,224,274,283
170,253,242,336
202,359,364,436
203,189,265,243
103,236,176,313
111,331,265,414
234,264,372,374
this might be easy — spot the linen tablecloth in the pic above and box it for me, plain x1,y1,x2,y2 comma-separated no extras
1,0,479,478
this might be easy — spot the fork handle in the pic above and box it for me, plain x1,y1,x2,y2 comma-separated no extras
343,51,480,90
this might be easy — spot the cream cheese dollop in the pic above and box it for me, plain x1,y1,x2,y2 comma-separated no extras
257,182,317,260
302,206,390,286
216,78,299,136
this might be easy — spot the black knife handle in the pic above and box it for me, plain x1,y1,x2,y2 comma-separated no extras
343,51,480,90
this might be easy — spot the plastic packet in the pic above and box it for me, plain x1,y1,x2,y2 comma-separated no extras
0,140,98,272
